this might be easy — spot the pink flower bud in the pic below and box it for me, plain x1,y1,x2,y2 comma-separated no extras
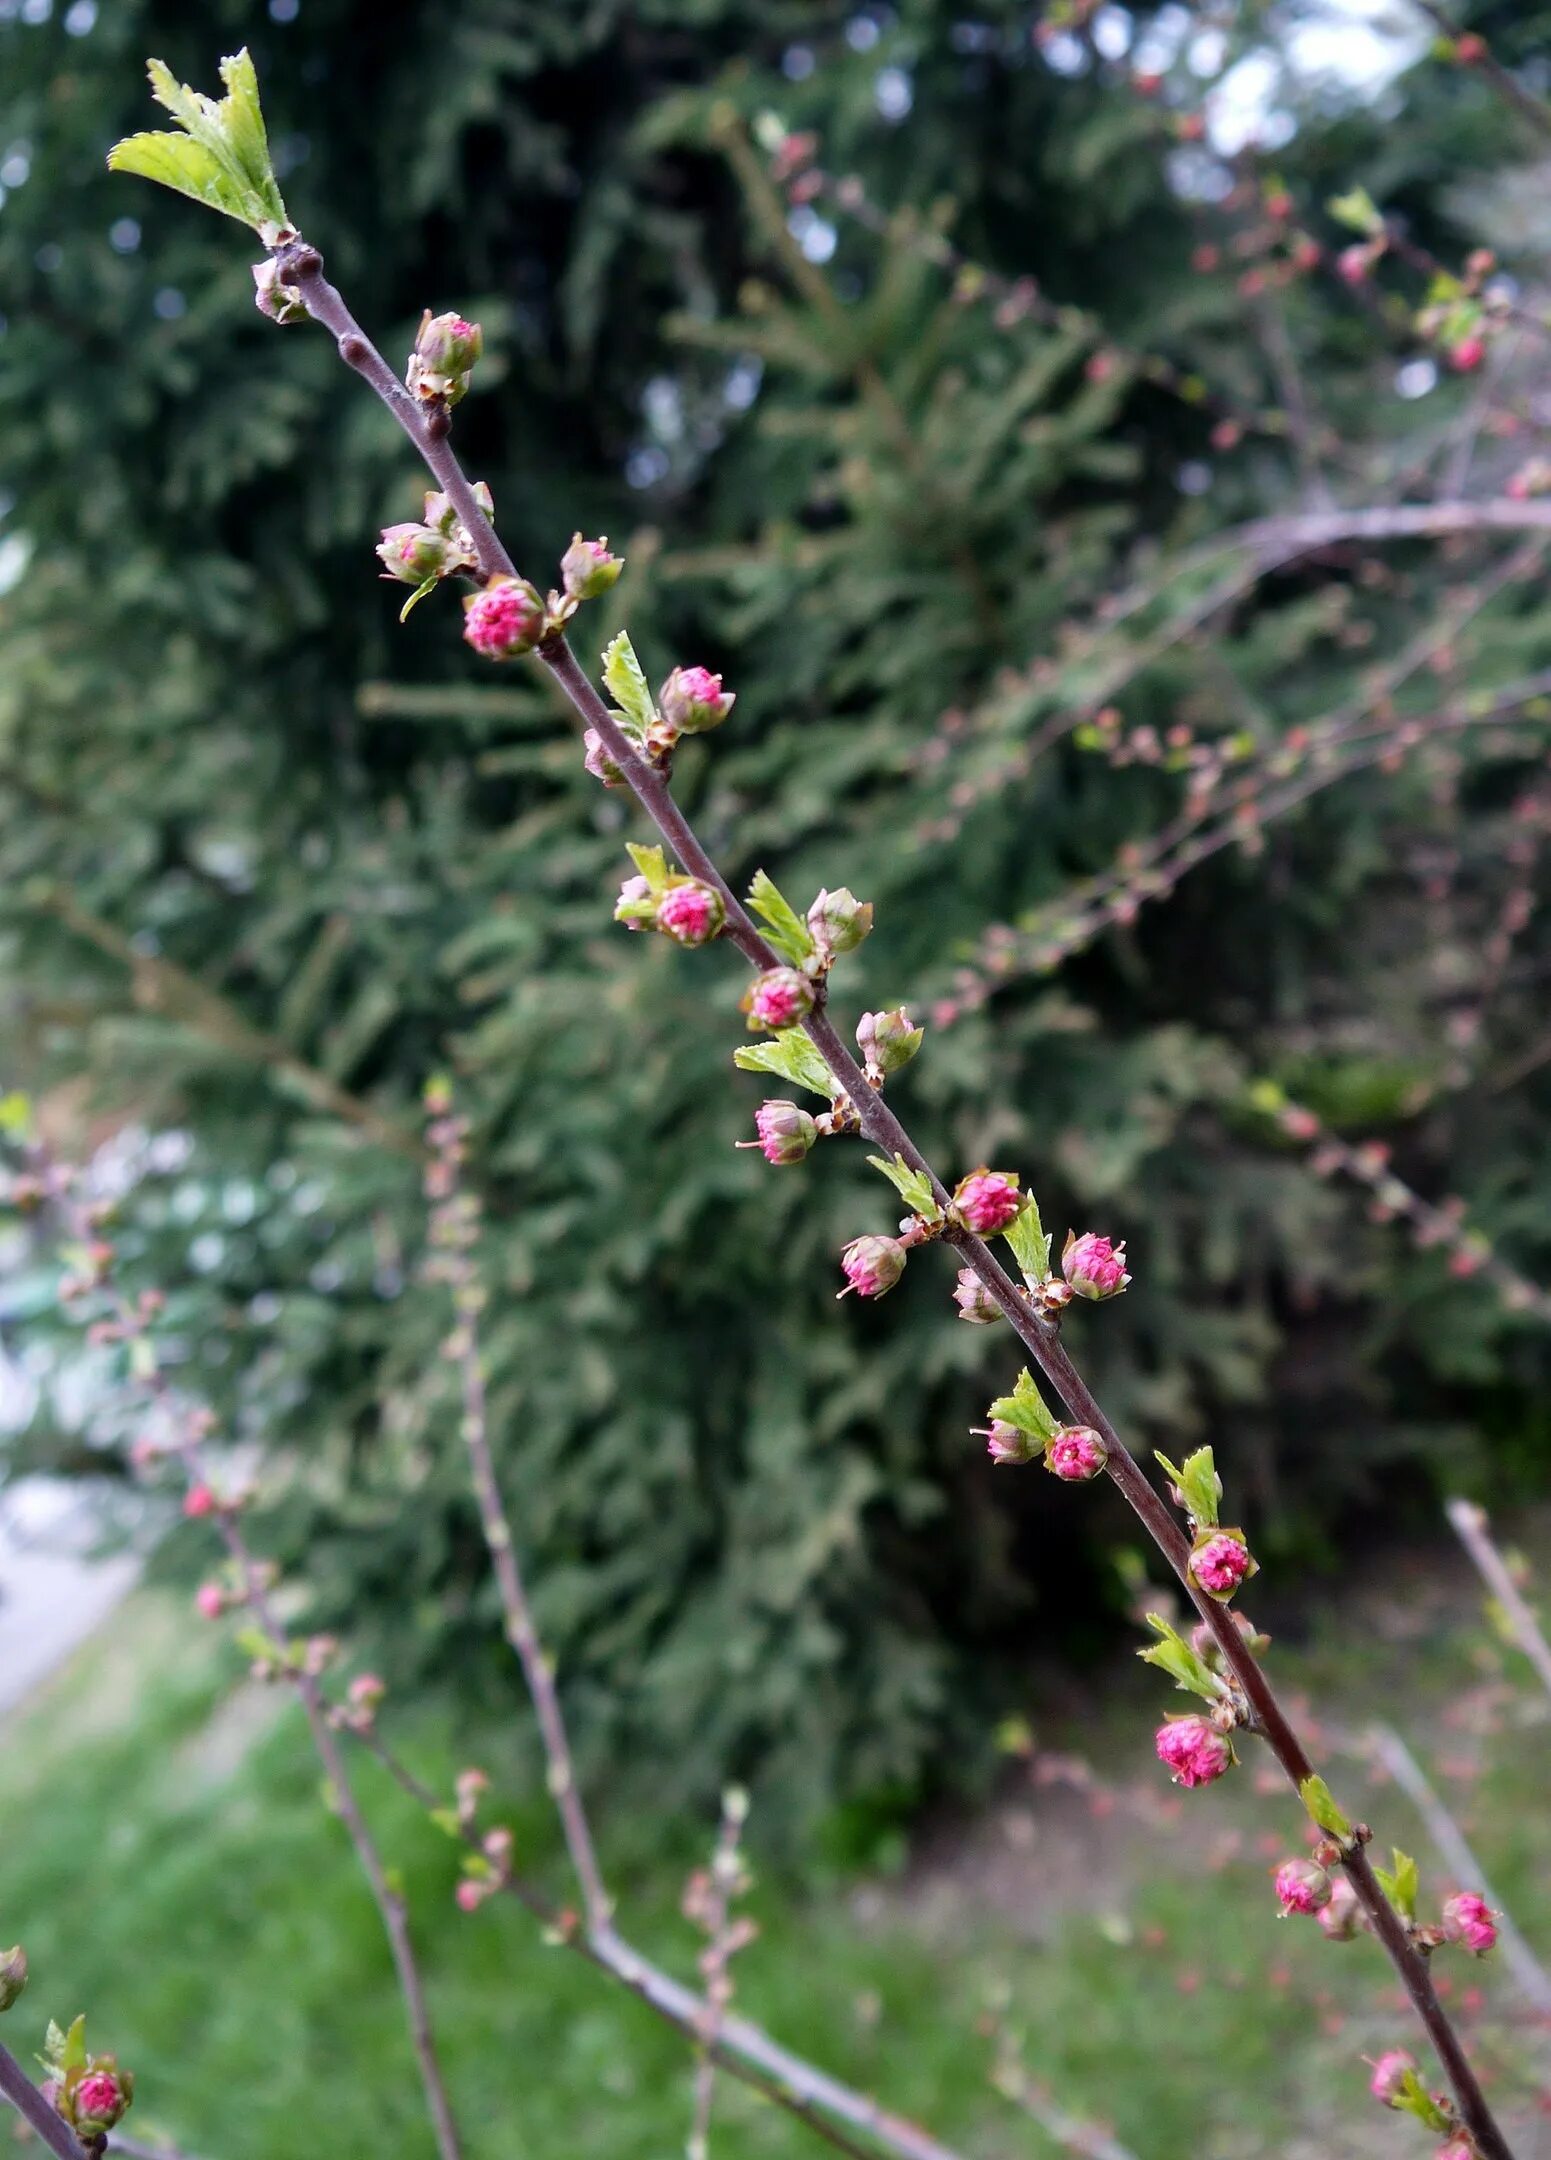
1045,1426,1108,1481
1369,2049,1416,2107
952,1169,1023,1237
455,1879,486,1913
953,1269,1002,1325
614,873,656,930
739,1100,817,1165
1441,1891,1498,1955
1273,1857,1332,1915
1449,335,1487,373
979,1419,1037,1466
1318,1875,1361,1940
252,257,308,324
194,1582,225,1621
1062,1230,1130,1300
661,665,735,736
463,576,545,660
855,1007,924,1083
584,730,627,787
657,881,725,947
838,1235,907,1300
376,522,455,585
455,1767,489,1811
73,2071,128,2130
744,967,815,1032
349,1672,387,1713
408,309,483,403
1337,243,1372,285
560,533,624,602
807,887,873,959
183,1483,216,1519
1155,1714,1233,1788
1190,1530,1254,1599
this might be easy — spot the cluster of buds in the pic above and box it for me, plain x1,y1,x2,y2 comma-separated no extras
618,870,726,948
41,2018,134,2138
406,308,482,405
376,481,493,596
332,1671,387,1735
455,1823,515,1914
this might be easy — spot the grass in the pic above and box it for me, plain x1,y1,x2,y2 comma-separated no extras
1,1531,1549,2160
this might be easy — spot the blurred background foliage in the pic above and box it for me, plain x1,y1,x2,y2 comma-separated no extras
4,0,1551,1837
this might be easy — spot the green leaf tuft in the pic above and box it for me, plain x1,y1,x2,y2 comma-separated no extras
746,871,818,966
109,50,289,239
866,1152,941,1221
733,1030,834,1100
601,631,656,740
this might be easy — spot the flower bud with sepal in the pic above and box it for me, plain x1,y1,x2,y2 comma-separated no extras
1062,1230,1130,1299
838,1236,907,1300
661,665,734,736
1189,1527,1257,1601
0,1945,26,2012
743,968,815,1032
656,881,725,947
807,887,873,961
1273,1857,1332,1915
738,1101,817,1165
1155,1714,1234,1788
977,1419,1038,1466
1317,1874,1361,1940
1044,1426,1108,1481
463,576,545,660
584,729,627,788
1441,1892,1498,1955
856,1008,923,1085
560,534,624,603
951,1169,1024,1237
376,522,459,585
407,309,483,403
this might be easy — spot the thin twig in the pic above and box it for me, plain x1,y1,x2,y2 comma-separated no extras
684,1788,753,2160
259,226,1517,2160
0,2038,89,2160
43,1165,464,2160
1448,1498,1551,1706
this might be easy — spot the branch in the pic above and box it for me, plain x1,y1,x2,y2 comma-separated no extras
1447,1497,1551,1706
0,2039,89,2160
269,231,1516,2160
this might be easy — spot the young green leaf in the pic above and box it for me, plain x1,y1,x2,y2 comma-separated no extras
1004,1192,1052,1282
1138,1614,1221,1700
746,870,818,966
1374,1848,1419,1920
733,1030,835,1100
866,1153,941,1222
1298,1773,1353,1842
1155,1446,1222,1529
108,51,290,240
601,631,656,740
399,574,441,624
1328,185,1382,237
624,841,670,893
987,1367,1059,1442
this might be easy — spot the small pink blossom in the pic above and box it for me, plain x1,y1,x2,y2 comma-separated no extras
183,1483,216,1519
1317,1875,1361,1940
1442,1891,1498,1955
560,533,623,602
1191,1531,1253,1598
1273,1857,1332,1916
838,1235,906,1300
1155,1715,1232,1789
1337,243,1372,286
463,577,544,660
1369,2049,1416,2107
657,881,724,947
194,1583,225,1621
455,1879,486,1914
584,729,625,787
952,1169,1023,1237
1062,1231,1130,1300
660,665,735,736
744,967,815,1032
740,1099,817,1166
349,1673,386,1712
1045,1426,1108,1481
1449,335,1487,373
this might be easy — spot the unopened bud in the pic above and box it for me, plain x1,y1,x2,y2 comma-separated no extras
660,665,734,736
739,1100,817,1165
953,1269,1002,1324
463,576,545,660
1317,1874,1361,1940
807,887,873,959
1273,1857,1332,1916
560,534,624,602
855,1007,923,1083
0,1946,26,2012
584,729,627,787
408,310,483,403
838,1235,906,1300
657,881,725,947
376,522,457,585
743,967,815,1032
951,1169,1023,1237
1044,1425,1108,1481
1189,1529,1255,1601
1062,1230,1130,1300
